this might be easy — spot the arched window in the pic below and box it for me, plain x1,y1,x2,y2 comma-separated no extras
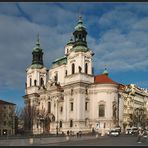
65,70,67,76
54,72,58,82
70,119,73,127
72,63,75,74
85,63,88,74
60,106,63,112
79,34,82,40
112,101,116,118
40,78,44,86
99,104,105,117
85,88,88,95
75,35,78,41
30,78,32,87
59,121,62,128
83,35,85,41
34,80,37,86
85,102,88,111
48,102,51,113
70,102,73,111
71,89,73,96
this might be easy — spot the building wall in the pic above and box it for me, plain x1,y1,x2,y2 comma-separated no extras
0,103,16,136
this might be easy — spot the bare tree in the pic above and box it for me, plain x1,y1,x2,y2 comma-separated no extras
21,105,37,134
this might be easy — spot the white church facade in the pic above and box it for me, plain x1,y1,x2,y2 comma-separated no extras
23,17,148,135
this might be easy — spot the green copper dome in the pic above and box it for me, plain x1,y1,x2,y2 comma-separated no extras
30,64,44,69
74,16,86,31
31,34,44,66
70,45,89,52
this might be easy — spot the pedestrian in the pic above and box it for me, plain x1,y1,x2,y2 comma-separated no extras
67,130,69,136
79,131,82,137
142,129,147,143
92,128,95,135
137,129,144,143
76,132,79,138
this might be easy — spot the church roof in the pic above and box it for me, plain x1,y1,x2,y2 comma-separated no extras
94,74,118,85
52,56,67,66
74,16,86,31
30,64,44,69
70,45,89,52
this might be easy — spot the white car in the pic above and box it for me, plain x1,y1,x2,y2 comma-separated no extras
107,128,120,136
125,127,138,135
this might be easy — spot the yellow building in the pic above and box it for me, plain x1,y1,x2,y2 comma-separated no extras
119,84,148,130
0,100,16,136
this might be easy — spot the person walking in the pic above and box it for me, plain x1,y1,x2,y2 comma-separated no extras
137,129,144,143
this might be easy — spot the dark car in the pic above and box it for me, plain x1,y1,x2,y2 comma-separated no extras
107,128,120,136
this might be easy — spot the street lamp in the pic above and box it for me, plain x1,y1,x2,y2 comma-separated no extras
56,99,59,136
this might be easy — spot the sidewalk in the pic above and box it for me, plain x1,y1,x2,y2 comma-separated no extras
0,135,101,146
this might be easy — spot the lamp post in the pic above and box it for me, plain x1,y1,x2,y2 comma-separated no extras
56,99,59,136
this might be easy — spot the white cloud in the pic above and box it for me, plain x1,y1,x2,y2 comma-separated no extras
0,2,148,91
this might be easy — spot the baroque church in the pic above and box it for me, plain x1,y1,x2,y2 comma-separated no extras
24,16,147,135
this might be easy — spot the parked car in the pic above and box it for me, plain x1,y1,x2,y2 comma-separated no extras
125,127,138,135
107,128,120,136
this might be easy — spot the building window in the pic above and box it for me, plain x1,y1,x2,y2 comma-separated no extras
65,70,67,76
112,101,117,118
34,80,37,86
40,78,44,86
60,106,63,112
30,78,32,87
70,120,73,127
70,102,73,111
104,122,106,128
85,102,88,111
71,89,73,96
72,63,75,74
85,88,88,95
79,34,81,39
75,35,78,41
37,122,39,128
59,121,62,128
99,104,105,117
85,63,88,74
54,72,58,82
48,102,51,113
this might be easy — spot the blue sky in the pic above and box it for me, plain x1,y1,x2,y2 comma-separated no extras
0,2,148,109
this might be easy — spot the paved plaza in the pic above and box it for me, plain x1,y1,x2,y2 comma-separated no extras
0,134,147,146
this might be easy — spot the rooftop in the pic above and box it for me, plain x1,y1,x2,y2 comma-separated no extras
0,99,16,105
94,74,118,85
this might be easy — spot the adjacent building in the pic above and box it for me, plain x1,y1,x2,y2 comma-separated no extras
119,84,148,131
23,16,148,135
0,99,16,136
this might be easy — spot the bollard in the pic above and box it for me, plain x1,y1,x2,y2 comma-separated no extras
96,134,98,138
29,138,33,145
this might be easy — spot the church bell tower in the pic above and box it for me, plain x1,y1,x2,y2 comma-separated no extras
25,35,48,95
